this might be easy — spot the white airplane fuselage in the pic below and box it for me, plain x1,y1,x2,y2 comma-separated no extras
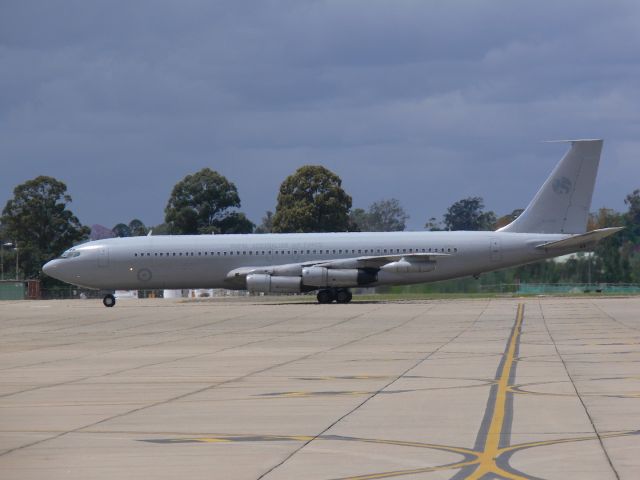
43,230,571,291
42,139,619,304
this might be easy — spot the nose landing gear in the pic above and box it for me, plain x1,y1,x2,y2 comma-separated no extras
103,294,116,308
316,288,352,304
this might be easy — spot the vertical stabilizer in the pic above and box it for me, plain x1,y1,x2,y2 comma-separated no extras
498,139,603,234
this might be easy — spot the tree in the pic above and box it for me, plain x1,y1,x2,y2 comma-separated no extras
1,176,90,279
586,207,629,283
348,208,367,232
165,168,254,234
624,189,640,241
272,165,352,233
112,219,154,236
494,209,524,230
368,198,408,231
350,199,408,232
214,212,254,234
622,191,640,282
149,223,171,235
128,219,148,236
424,217,442,231
443,197,496,231
255,211,275,233
112,223,131,237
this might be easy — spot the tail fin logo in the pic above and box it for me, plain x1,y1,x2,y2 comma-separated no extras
552,176,572,195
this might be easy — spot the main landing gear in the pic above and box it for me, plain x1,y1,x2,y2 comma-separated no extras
317,288,353,304
103,294,116,308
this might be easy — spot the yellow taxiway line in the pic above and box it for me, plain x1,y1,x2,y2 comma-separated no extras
149,303,636,480
464,303,526,479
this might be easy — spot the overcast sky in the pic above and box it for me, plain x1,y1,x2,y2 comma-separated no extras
1,0,639,230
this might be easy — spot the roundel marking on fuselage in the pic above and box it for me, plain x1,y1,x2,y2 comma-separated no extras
137,268,152,282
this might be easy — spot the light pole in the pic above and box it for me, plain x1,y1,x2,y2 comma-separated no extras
15,241,19,281
1,242,16,281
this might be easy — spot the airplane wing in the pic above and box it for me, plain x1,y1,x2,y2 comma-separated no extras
535,227,623,251
225,252,451,284
313,252,450,269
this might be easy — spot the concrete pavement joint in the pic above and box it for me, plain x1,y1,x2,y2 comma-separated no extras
539,301,621,480
254,302,491,480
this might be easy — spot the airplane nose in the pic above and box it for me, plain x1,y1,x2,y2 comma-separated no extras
42,259,60,279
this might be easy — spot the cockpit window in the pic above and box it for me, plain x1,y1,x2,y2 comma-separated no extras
60,250,81,259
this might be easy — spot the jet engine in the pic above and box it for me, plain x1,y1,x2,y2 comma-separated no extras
301,266,377,288
246,274,302,293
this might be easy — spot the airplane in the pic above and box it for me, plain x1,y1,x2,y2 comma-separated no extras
43,139,622,307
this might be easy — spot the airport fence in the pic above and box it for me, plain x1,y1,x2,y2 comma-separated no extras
39,287,166,300
0,281,26,300
391,282,640,296
17,283,640,301
514,283,640,295
37,288,252,300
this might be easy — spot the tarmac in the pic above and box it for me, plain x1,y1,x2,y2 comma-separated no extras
0,296,639,479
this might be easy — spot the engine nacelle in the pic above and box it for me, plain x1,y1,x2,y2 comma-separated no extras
271,264,303,276
380,260,436,274
302,267,377,288
246,274,302,293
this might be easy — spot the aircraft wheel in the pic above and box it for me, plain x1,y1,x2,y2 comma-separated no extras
103,294,116,308
336,289,352,304
317,289,334,304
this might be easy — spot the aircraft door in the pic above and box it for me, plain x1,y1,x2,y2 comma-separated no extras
98,247,109,267
489,237,501,262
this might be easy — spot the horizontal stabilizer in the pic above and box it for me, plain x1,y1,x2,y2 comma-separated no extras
536,227,623,250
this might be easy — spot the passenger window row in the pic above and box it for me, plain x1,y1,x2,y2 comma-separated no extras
132,247,458,257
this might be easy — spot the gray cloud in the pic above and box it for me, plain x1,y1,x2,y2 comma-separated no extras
1,0,639,230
